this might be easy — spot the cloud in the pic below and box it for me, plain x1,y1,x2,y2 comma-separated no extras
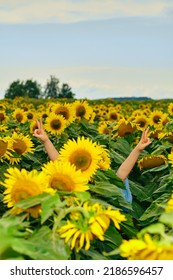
0,0,172,24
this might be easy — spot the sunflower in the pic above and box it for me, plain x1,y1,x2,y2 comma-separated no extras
0,124,8,132
133,115,149,130
114,119,136,137
0,110,8,123
119,233,173,260
73,100,93,121
97,145,111,170
12,108,27,123
107,109,120,122
9,132,34,164
158,131,173,143
159,113,170,126
148,110,164,127
44,113,67,135
2,167,54,218
58,136,102,180
42,161,89,192
0,103,6,110
88,111,96,123
138,155,167,170
168,152,173,166
165,193,173,212
26,110,36,121
0,136,13,162
58,202,126,252
97,121,112,135
168,103,173,116
52,102,75,124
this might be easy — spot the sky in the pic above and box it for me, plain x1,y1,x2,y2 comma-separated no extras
0,0,173,100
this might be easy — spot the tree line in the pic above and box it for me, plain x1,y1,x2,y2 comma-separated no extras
4,75,75,99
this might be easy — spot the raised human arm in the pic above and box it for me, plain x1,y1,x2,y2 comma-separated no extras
33,119,59,161
117,127,151,181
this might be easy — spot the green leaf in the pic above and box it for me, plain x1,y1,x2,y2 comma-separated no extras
141,164,168,174
120,214,138,238
139,194,170,224
12,226,71,260
104,225,123,247
110,138,131,157
41,193,60,224
110,150,126,164
90,182,124,198
129,180,151,202
14,193,52,209
159,211,173,228
75,191,91,203
138,223,165,238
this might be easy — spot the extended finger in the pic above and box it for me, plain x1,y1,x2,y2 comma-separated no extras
39,118,44,129
143,126,150,140
35,119,41,130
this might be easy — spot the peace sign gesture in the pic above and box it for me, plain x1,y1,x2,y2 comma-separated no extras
33,119,49,143
136,127,151,152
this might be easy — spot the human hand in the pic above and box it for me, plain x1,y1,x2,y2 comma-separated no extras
33,119,49,143
136,127,151,152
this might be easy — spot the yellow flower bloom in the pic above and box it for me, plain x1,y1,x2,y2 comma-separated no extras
12,108,27,123
168,103,173,116
119,239,146,259
58,136,102,180
42,160,89,192
44,113,68,135
114,119,136,137
0,136,13,162
104,207,127,230
2,167,53,218
97,145,111,170
0,110,8,123
9,132,34,164
165,194,173,212
119,234,173,260
58,202,126,252
138,155,167,170
148,110,164,127
52,102,75,124
73,100,93,121
168,153,173,167
0,124,8,132
58,219,94,252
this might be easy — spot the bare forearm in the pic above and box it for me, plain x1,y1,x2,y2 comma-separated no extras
43,138,59,161
117,147,141,181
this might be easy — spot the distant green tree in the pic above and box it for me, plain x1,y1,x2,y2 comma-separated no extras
43,75,60,99
59,83,75,99
4,80,25,99
5,79,41,99
24,80,41,99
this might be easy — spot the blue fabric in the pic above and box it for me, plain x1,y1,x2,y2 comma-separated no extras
121,177,132,203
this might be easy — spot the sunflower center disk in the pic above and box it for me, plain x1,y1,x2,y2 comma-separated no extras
153,116,161,124
51,120,62,130
12,181,40,203
51,176,74,191
0,113,5,121
70,150,92,171
55,108,69,120
13,140,27,155
0,140,8,157
16,113,23,122
76,106,86,117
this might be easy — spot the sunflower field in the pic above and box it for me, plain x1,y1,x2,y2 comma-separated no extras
0,97,173,260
